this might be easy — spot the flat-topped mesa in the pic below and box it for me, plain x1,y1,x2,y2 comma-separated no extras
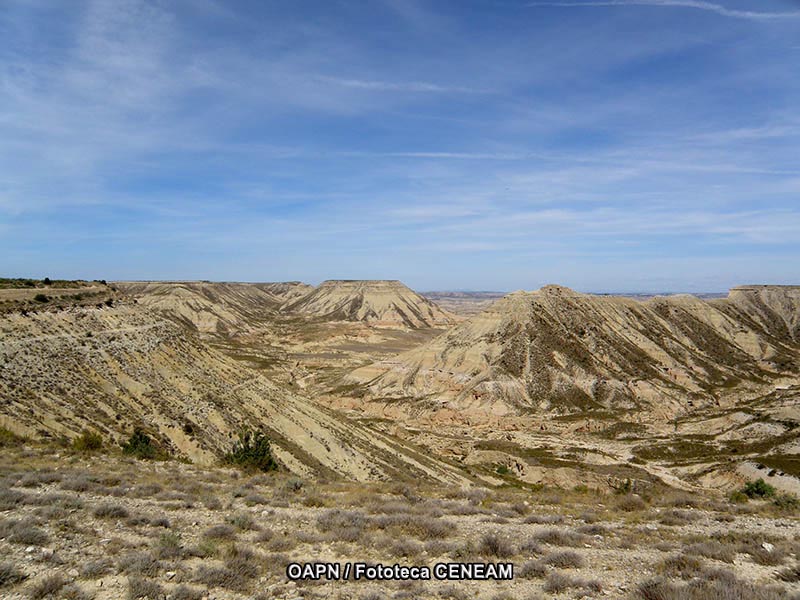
350,283,800,422
283,279,456,328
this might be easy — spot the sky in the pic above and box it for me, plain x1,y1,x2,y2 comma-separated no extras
1,0,799,292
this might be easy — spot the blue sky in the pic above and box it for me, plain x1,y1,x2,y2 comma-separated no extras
1,0,799,292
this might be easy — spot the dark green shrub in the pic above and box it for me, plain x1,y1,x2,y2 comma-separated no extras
33,294,48,303
72,430,103,452
224,430,278,472
0,427,24,448
742,478,776,499
121,429,158,460
43,277,51,286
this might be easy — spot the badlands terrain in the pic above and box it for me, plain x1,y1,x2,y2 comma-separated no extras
0,277,798,599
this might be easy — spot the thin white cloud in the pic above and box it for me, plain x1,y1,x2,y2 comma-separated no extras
527,0,800,20
316,76,491,94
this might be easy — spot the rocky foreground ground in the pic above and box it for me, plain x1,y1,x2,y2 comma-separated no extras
1,440,798,600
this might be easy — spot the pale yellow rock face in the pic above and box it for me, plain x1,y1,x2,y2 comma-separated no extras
283,280,457,328
351,285,800,422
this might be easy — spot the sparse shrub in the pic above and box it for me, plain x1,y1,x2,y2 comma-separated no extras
771,493,800,512
170,585,205,600
518,560,547,579
121,429,158,460
577,524,608,536
317,509,366,539
519,538,544,555
0,517,49,546
389,538,424,558
742,478,776,499
56,583,91,600
616,494,647,512
637,575,790,600
0,561,27,587
203,524,237,540
541,551,585,569
776,563,800,583
532,528,586,547
193,545,258,591
33,294,49,303
18,471,62,488
80,558,113,579
153,532,182,559
93,503,129,519
637,578,679,600
227,512,258,531
657,554,705,579
684,541,735,563
224,430,278,472
244,493,269,506
543,572,601,594
0,488,26,510
741,541,786,566
117,552,161,577
28,574,66,599
127,576,163,600
477,532,515,558
72,430,103,452
524,514,564,524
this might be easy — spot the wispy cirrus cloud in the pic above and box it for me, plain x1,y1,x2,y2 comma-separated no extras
526,0,800,20
315,76,492,94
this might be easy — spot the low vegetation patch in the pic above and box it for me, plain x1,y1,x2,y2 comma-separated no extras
223,430,278,472
121,428,161,460
72,430,103,452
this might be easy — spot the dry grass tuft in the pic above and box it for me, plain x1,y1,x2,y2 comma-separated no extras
0,562,27,587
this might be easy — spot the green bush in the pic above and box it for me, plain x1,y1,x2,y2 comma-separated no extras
742,478,776,499
728,490,749,504
33,294,48,303
224,430,278,472
73,430,103,452
121,428,158,460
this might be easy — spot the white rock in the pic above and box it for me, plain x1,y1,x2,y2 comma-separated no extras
762,542,774,553
166,571,176,580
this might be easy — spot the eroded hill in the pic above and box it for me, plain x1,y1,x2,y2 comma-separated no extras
283,280,457,328
351,285,800,420
0,301,469,484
